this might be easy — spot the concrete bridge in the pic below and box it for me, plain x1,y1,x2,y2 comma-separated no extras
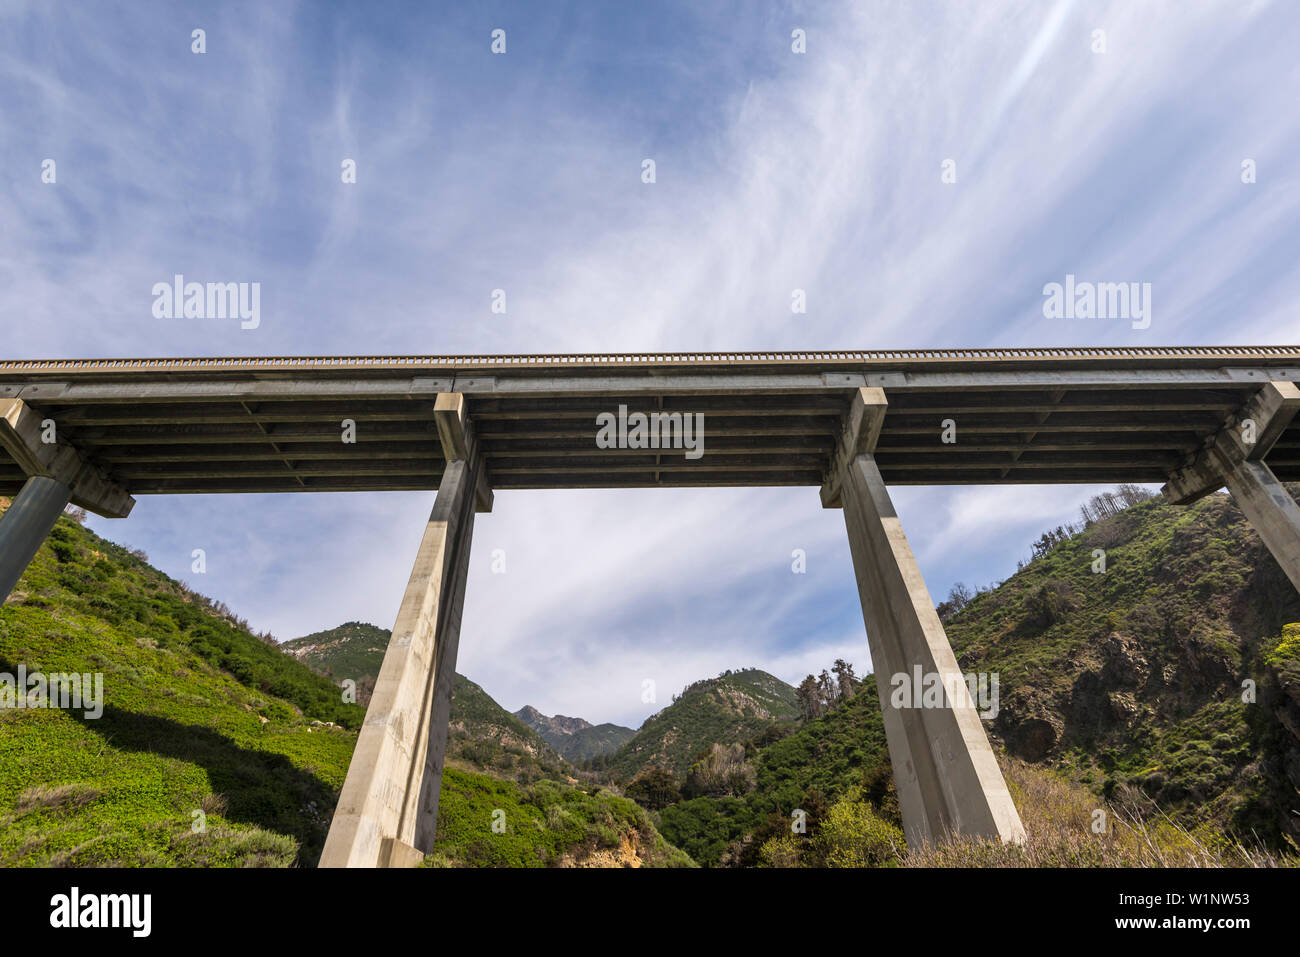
3,346,1300,866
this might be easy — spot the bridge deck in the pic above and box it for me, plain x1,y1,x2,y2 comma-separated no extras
2,347,1299,494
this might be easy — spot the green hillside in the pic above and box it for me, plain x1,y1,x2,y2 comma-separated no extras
282,620,571,781
559,723,638,762
655,676,892,866
514,706,636,762
428,767,693,867
7,484,1300,868
943,489,1300,845
0,502,365,867
281,621,390,697
0,502,684,867
645,488,1300,865
605,669,799,780
446,674,571,783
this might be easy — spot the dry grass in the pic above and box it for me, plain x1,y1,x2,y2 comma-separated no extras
904,757,1293,868
12,783,102,816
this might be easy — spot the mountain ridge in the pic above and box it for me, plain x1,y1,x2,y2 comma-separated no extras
603,668,800,780
514,705,636,762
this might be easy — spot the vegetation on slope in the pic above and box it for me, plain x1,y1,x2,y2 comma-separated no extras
426,767,694,867
904,757,1288,868
0,503,686,867
653,674,893,866
602,668,799,780
281,621,390,703
941,489,1300,845
282,620,572,782
0,502,362,866
446,674,572,783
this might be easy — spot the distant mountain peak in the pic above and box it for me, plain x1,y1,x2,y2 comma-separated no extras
514,706,593,737
514,706,635,762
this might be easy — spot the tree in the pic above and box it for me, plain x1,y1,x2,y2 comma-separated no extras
683,742,755,798
796,675,822,721
832,659,857,701
625,768,681,810
817,670,835,709
808,789,904,867
1115,483,1153,507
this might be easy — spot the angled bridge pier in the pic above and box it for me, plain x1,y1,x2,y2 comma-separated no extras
1164,380,1300,591
824,389,1026,847
319,394,491,867
0,398,133,602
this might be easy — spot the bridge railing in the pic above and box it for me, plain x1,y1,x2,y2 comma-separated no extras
0,345,1298,374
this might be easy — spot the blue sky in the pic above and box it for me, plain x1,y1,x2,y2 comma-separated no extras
3,1,1299,727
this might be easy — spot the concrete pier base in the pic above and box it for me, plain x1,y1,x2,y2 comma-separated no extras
319,457,479,867
840,452,1026,848
0,475,72,602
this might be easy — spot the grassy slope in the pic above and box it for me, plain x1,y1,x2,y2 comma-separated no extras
446,674,573,783
0,506,683,866
0,506,362,866
428,768,693,867
607,669,799,780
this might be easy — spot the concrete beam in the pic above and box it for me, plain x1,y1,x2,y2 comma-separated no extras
867,367,1300,391
451,372,869,396
840,453,1026,847
0,398,133,518
434,392,492,513
5,365,1286,404
821,387,887,508
319,457,479,867
6,377,455,403
434,393,470,462
1163,381,1300,505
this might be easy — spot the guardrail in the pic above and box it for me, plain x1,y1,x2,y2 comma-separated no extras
0,345,1298,373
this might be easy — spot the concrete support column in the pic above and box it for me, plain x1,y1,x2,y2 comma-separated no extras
0,475,73,602
840,453,1026,848
1219,456,1300,593
321,392,489,868
320,459,477,867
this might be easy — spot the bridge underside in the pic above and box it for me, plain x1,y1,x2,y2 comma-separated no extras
5,347,1300,865
2,347,1300,494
